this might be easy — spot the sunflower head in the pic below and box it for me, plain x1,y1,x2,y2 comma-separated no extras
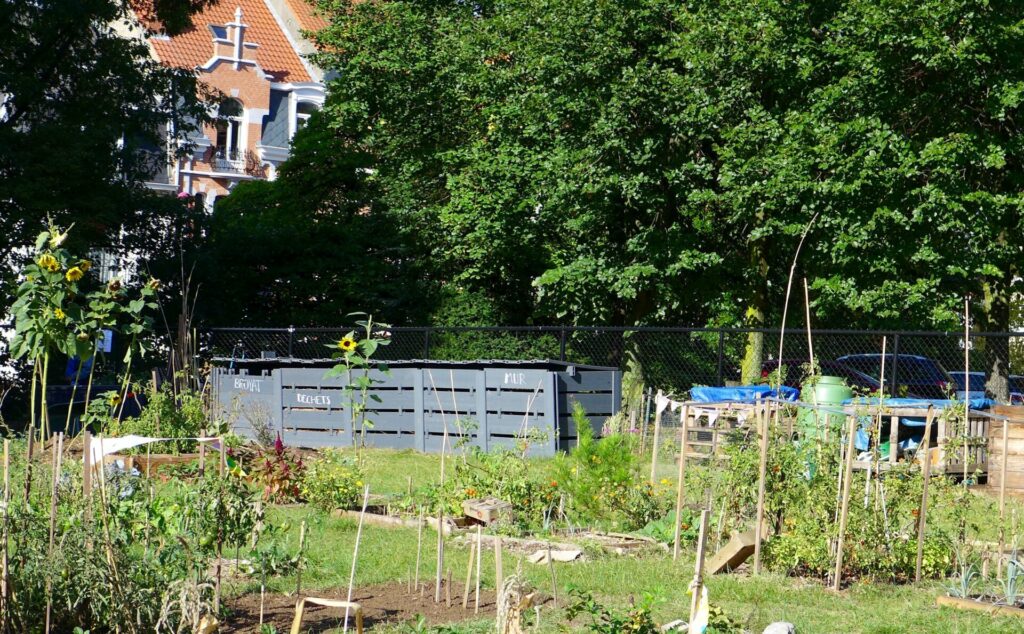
65,266,84,282
38,253,59,272
109,393,122,405
79,260,92,272
146,278,161,291
337,336,357,352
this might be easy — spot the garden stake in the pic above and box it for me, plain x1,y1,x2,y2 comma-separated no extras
547,542,558,609
495,536,504,600
296,520,307,596
999,416,1009,579
407,568,412,594
407,475,412,497
753,400,769,575
44,433,63,634
219,437,226,477
344,484,371,634
688,509,711,634
23,421,35,504
641,387,651,456
803,278,815,369
775,212,819,368
833,415,857,591
673,405,690,561
475,525,482,614
915,406,936,583
436,508,445,603
446,568,452,607
963,297,970,488
415,508,424,590
650,389,664,483
463,540,476,609
198,426,206,475
871,338,888,511
427,369,449,602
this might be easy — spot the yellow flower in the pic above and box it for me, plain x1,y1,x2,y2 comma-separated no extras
38,253,59,272
146,278,161,290
53,308,66,320
65,266,84,282
79,260,92,272
109,393,122,405
337,337,357,352
660,478,671,486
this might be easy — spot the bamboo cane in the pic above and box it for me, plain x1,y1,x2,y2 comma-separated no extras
296,520,307,596
462,541,476,609
833,415,857,591
344,485,371,634
915,407,936,583
687,509,711,634
474,525,482,614
673,405,690,561
494,536,503,606
1,440,9,629
753,400,769,574
547,542,558,609
650,389,664,483
415,509,424,591
44,433,63,633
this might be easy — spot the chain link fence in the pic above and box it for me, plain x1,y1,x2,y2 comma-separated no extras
207,326,1024,399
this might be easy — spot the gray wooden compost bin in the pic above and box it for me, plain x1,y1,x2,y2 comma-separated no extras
211,359,621,456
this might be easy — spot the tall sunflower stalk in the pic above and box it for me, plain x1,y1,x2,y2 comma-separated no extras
326,314,390,463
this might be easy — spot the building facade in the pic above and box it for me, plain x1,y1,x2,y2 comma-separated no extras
134,0,328,211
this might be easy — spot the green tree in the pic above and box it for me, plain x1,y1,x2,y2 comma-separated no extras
199,113,428,326
0,0,211,308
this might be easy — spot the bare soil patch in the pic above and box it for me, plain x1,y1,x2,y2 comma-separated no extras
223,581,497,632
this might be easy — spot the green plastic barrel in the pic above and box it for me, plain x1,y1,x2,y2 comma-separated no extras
798,376,852,442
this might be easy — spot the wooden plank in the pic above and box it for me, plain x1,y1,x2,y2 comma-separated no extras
556,371,618,393
476,372,489,452
422,392,479,414
283,409,345,430
414,370,425,452
484,368,550,391
557,393,616,415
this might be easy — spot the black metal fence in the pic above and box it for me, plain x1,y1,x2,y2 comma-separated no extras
207,326,1024,397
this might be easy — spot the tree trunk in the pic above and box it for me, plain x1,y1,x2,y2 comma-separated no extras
740,242,770,385
980,276,1012,402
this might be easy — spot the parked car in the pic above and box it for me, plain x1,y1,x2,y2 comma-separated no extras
1010,375,1024,405
834,354,954,399
948,371,987,400
761,358,880,392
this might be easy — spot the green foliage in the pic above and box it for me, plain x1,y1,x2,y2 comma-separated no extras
637,508,701,547
105,381,206,453
553,404,668,530
303,0,1024,335
326,314,391,449
564,588,661,634
0,0,210,314
301,448,364,513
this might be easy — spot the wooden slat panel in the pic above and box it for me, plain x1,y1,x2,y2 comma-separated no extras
484,368,549,391
422,391,480,414
421,369,480,391
487,391,554,414
558,393,616,416
557,371,617,393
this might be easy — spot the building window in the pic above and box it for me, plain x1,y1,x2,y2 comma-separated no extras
215,98,243,161
295,101,317,132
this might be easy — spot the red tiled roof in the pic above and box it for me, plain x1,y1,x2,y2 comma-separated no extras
282,0,329,34
142,0,311,82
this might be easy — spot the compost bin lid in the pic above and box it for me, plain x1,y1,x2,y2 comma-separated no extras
211,357,618,373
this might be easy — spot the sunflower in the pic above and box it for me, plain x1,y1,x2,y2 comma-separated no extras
146,278,161,290
109,393,122,405
38,253,59,272
79,260,92,272
53,308,66,320
337,336,357,352
65,266,84,282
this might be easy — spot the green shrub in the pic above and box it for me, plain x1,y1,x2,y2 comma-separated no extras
301,448,364,513
105,381,206,454
552,403,669,530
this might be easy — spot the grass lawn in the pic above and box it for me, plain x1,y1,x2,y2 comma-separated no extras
226,448,1024,633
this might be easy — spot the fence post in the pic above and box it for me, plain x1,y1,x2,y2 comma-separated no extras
889,333,900,394
287,325,295,358
559,328,568,362
716,330,725,386
423,329,432,359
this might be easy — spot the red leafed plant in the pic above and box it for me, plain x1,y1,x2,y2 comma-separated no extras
250,434,306,503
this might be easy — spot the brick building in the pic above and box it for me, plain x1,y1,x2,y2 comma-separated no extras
133,0,328,211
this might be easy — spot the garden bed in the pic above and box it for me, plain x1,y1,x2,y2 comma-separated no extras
222,581,498,632
935,595,1024,618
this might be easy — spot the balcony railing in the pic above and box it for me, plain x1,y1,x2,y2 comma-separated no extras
207,146,266,178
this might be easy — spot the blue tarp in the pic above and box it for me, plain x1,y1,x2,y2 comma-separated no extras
843,397,993,451
690,385,799,404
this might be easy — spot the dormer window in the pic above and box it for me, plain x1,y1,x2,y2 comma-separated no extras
295,101,317,132
208,25,229,41
215,98,243,161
